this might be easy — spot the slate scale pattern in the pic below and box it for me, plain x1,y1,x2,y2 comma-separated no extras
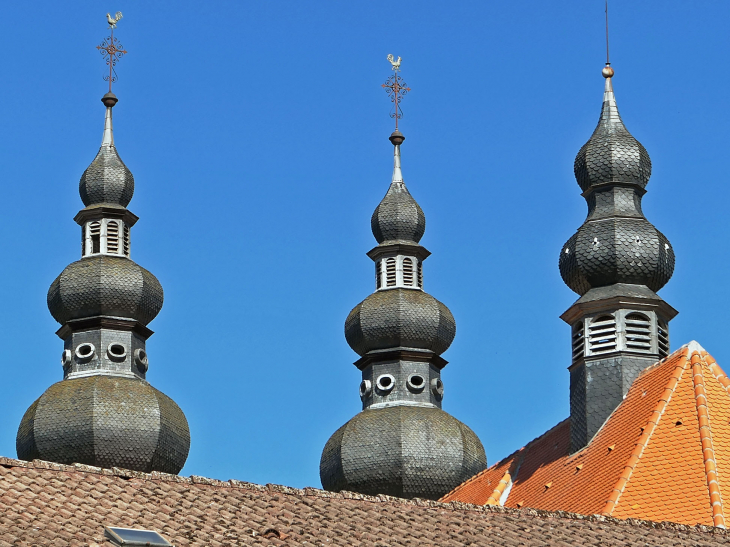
16,94,190,474
321,132,486,500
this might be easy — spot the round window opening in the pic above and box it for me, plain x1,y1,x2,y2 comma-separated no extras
376,374,395,393
407,374,426,393
61,349,72,367
359,379,372,399
134,348,149,372
431,378,444,399
107,343,127,361
75,343,95,360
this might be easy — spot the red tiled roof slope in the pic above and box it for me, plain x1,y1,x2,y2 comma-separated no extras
0,457,728,546
442,342,730,528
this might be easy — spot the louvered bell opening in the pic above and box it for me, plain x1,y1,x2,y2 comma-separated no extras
572,321,585,362
658,320,670,357
89,221,101,254
417,260,423,289
81,225,86,256
123,223,130,256
402,258,414,286
588,315,617,354
385,258,396,287
625,313,652,352
106,221,120,254
376,260,382,289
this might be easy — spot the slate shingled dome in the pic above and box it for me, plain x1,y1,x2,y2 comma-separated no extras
371,182,425,244
559,74,674,296
16,376,189,474
47,255,163,326
79,143,134,207
320,405,486,500
345,288,455,356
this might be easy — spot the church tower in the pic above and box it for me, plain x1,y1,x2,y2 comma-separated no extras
559,64,677,452
320,59,486,500
16,22,190,473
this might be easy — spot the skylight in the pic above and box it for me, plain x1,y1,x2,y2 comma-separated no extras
104,527,172,547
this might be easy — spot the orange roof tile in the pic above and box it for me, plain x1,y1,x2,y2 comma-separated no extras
441,342,730,528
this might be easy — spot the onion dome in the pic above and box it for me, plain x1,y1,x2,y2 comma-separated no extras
574,68,651,192
47,255,163,325
559,68,675,296
371,132,425,244
79,93,135,207
345,289,455,356
16,375,189,474
320,405,486,500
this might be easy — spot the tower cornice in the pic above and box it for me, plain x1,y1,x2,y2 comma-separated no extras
74,205,139,227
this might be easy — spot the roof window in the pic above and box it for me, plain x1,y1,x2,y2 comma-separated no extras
104,527,172,547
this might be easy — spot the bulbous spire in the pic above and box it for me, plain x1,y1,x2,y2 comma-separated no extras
559,68,674,295
371,132,425,244
79,93,135,207
574,69,652,192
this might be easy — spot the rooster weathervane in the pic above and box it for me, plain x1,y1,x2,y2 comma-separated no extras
382,54,410,131
96,11,127,92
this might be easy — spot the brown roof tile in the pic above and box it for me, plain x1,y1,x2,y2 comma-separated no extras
0,456,728,545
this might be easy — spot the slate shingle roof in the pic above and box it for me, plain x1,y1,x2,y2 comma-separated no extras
0,455,728,546
442,342,730,528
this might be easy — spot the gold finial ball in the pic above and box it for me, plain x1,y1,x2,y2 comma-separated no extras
602,66,615,78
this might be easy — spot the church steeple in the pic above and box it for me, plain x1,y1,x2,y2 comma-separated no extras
320,58,486,500
560,65,677,452
16,18,190,473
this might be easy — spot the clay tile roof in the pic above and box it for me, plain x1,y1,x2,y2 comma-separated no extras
442,341,730,529
0,457,728,546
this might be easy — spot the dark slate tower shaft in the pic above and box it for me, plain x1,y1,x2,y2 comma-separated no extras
560,67,676,453
320,132,486,500
16,93,190,473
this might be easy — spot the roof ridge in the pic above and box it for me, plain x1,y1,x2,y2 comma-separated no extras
602,348,691,516
0,456,727,536
693,353,727,528
485,452,525,506
439,418,570,502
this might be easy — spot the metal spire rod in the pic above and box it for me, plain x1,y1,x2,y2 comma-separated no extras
605,0,610,65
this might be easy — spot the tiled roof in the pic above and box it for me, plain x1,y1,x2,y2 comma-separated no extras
0,457,728,546
442,342,730,528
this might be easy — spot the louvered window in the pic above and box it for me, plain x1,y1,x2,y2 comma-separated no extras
402,258,414,286
385,258,396,286
376,260,382,289
572,322,585,362
106,221,120,254
658,320,669,357
81,225,86,256
123,224,130,256
588,315,617,354
89,221,101,254
625,313,651,352
417,260,423,288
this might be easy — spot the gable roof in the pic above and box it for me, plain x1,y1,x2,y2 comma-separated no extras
0,457,728,546
441,342,730,528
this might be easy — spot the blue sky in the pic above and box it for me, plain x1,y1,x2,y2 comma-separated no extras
0,1,729,488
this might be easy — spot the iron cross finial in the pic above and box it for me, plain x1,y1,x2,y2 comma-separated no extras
96,12,127,93
382,55,411,131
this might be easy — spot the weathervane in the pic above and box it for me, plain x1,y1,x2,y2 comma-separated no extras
96,12,127,92
382,54,411,131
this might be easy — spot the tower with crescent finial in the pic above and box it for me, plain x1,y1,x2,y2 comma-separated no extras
319,56,486,500
16,15,190,473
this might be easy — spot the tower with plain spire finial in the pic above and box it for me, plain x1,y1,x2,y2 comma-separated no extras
559,64,677,453
319,57,486,500
16,17,190,473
